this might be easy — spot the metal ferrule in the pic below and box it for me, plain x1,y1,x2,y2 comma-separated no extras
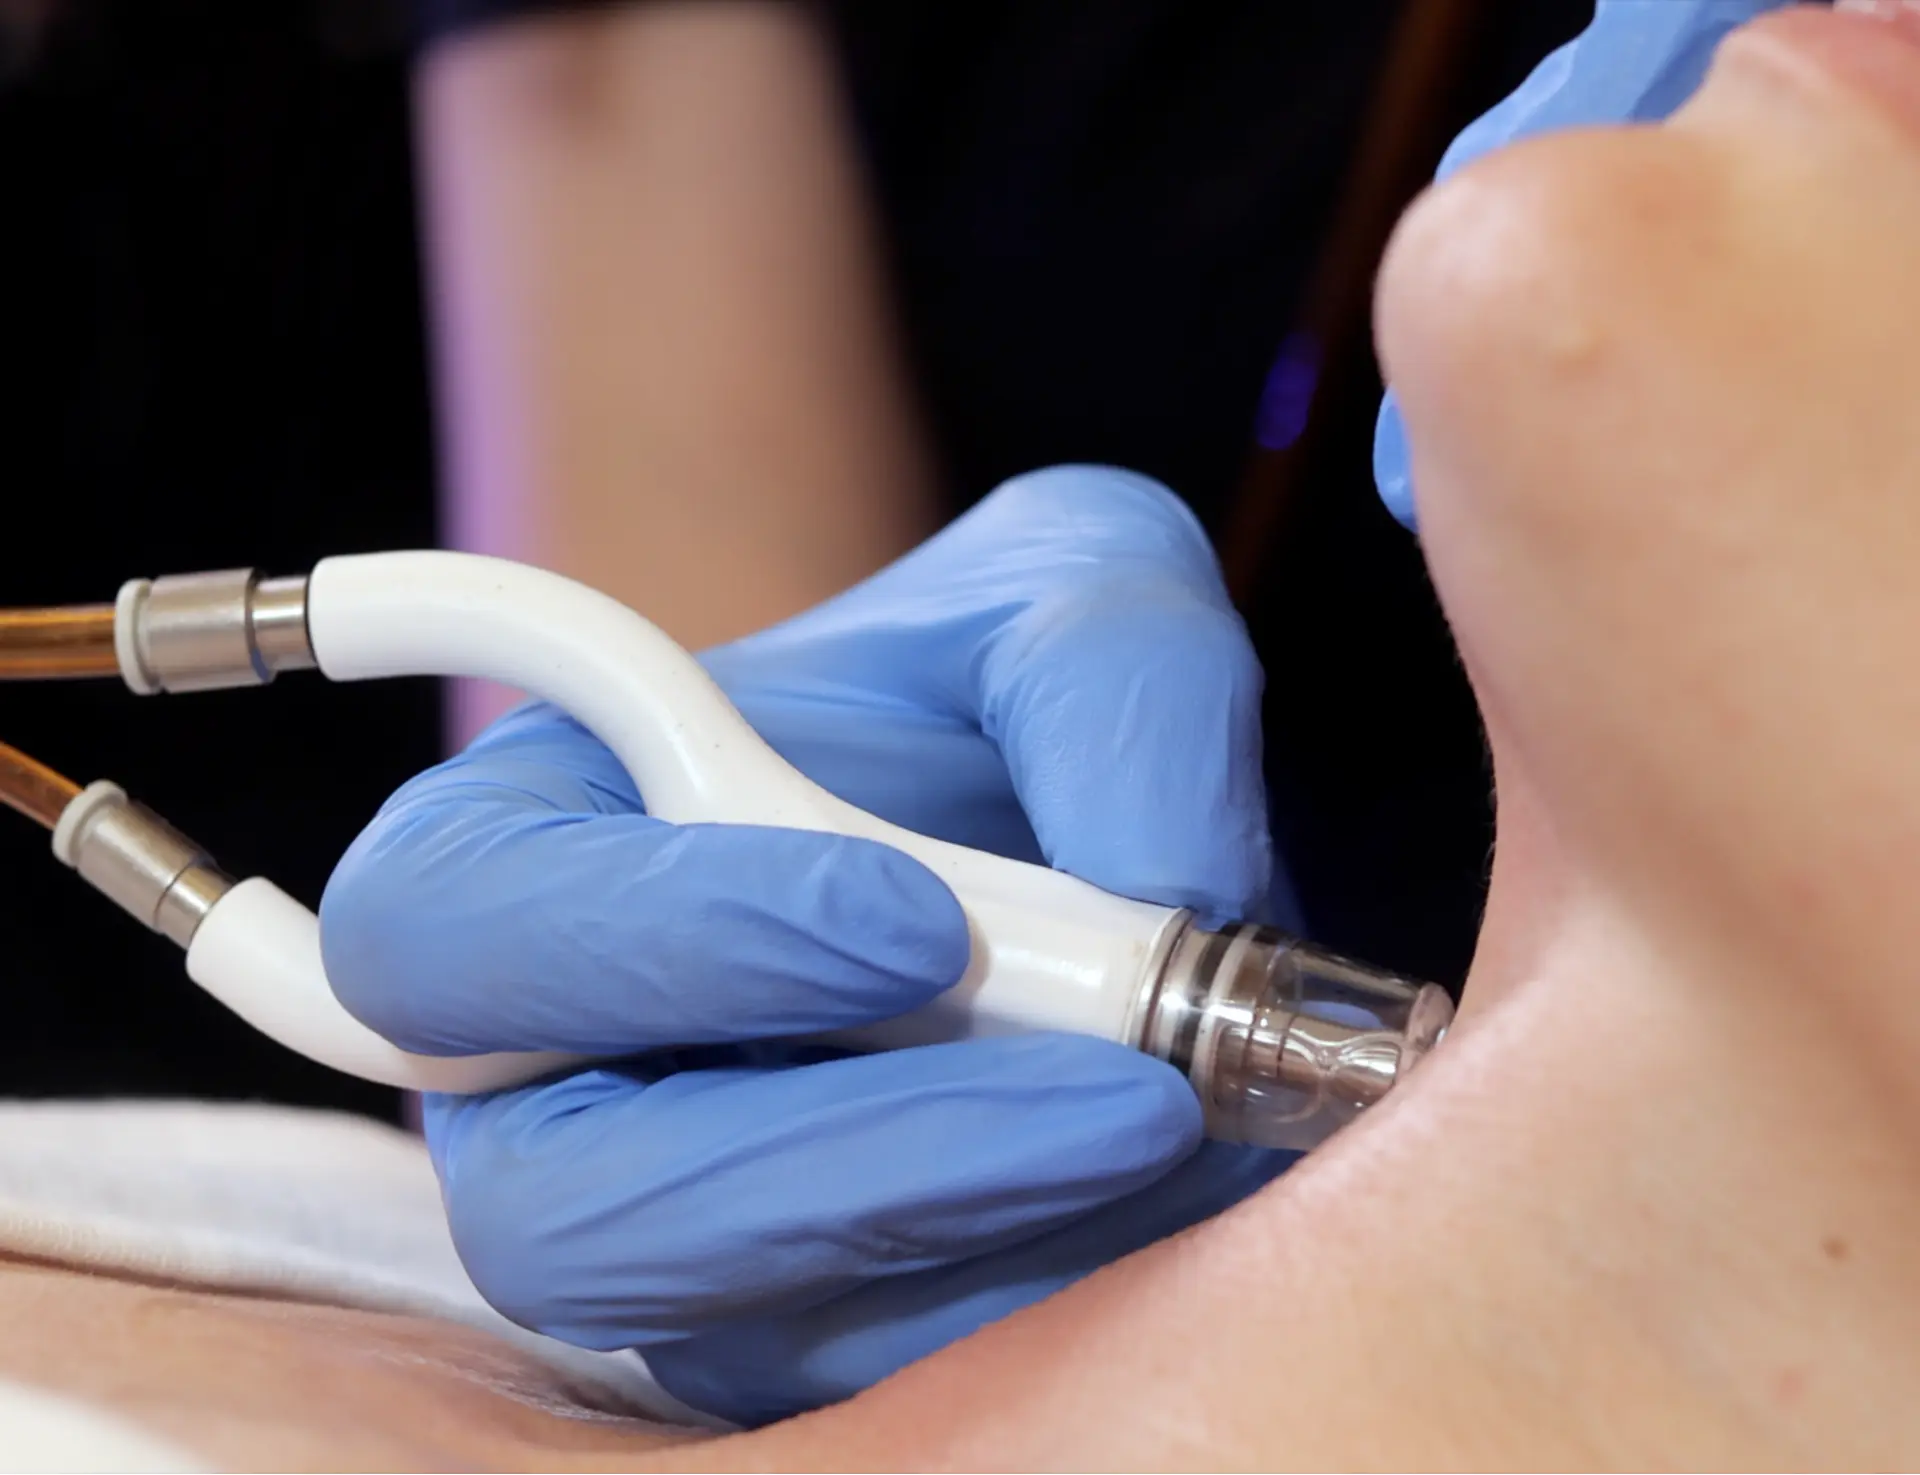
118,570,315,694
51,783,234,948
1130,916,1215,1068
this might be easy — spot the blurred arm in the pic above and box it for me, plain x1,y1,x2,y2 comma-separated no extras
414,3,938,731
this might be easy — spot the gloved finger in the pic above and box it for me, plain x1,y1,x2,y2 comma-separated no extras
646,1141,1294,1427
965,467,1274,922
320,708,967,1056
1373,0,1791,529
423,1032,1203,1350
711,681,1048,869
697,466,1279,920
1375,389,1420,531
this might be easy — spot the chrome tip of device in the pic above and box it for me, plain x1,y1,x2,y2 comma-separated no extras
1134,921,1453,1153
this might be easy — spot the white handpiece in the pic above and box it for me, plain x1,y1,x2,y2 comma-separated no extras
67,553,1452,1150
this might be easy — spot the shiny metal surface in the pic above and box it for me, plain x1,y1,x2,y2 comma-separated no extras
1130,921,1453,1152
248,575,316,673
135,569,267,691
1126,911,1202,1062
128,569,314,692
155,863,235,948
64,790,233,945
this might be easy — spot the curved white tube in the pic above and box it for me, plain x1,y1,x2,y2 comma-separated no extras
187,552,1185,1092
188,879,582,1091
308,552,837,830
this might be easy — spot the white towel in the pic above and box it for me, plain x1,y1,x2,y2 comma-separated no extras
0,1097,723,1465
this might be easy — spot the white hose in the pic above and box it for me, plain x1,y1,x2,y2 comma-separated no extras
176,552,1179,1092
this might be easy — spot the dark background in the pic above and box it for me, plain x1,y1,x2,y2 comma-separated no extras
0,0,1587,1120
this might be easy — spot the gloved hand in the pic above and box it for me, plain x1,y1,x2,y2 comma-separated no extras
1374,0,1792,529
320,465,1300,1429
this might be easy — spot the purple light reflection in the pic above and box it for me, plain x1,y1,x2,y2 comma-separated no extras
1253,333,1321,452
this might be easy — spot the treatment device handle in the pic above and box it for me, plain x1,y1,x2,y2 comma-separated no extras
90,553,1186,1092
43,549,1451,1145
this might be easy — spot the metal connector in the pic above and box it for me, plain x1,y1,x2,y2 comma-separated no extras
115,570,316,695
51,782,235,947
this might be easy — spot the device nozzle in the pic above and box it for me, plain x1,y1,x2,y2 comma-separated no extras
1134,923,1452,1152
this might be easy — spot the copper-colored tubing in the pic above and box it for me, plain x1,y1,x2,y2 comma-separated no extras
0,739,80,831
0,604,121,679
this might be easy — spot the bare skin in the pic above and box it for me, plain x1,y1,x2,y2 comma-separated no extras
419,3,939,733
6,5,1920,1470
728,10,1920,1466
0,1255,700,1472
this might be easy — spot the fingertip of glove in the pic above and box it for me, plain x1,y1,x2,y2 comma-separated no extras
1373,395,1420,532
992,461,1178,510
426,1073,652,1336
318,862,435,1049
983,465,1219,572
806,831,973,1001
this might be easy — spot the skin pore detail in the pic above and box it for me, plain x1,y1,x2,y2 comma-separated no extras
7,8,1920,1469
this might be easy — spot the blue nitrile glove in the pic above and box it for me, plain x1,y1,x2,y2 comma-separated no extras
320,465,1301,1429
1373,0,1792,529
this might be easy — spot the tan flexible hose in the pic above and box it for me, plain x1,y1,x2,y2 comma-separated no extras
0,604,120,679
0,739,79,830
